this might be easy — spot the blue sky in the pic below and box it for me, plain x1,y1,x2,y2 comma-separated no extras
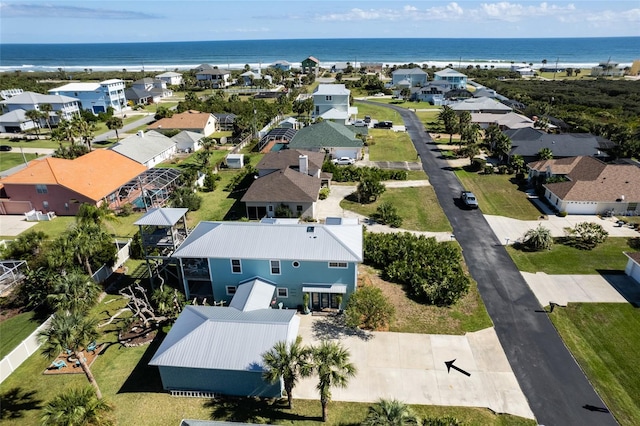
1,0,639,43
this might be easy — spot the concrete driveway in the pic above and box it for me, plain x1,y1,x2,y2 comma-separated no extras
0,215,38,237
295,315,534,419
522,272,640,307
485,214,639,245
317,181,453,242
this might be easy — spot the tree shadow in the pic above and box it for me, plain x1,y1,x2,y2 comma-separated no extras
0,387,43,420
597,270,640,308
311,314,373,341
117,329,166,393
205,395,322,423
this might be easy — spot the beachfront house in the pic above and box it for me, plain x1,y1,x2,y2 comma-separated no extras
240,70,272,87
271,60,292,72
156,71,183,86
170,220,363,310
301,56,320,76
288,120,363,160
312,84,356,125
391,67,428,88
410,81,455,105
195,66,232,88
434,68,468,90
48,79,127,114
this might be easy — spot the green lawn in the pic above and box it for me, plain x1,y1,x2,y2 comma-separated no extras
354,100,403,124
0,292,529,426
0,153,40,172
0,138,62,150
506,237,633,275
549,303,640,426
340,186,452,232
455,169,542,220
368,129,417,162
0,311,40,359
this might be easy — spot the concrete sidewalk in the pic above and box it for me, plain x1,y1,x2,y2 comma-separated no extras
484,214,639,245
0,215,38,237
295,315,534,419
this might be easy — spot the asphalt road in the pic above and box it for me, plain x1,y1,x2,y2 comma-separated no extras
361,100,618,426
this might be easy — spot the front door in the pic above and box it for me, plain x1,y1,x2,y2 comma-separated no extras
311,293,338,310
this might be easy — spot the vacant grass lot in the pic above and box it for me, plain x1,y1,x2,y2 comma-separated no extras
354,100,402,124
0,292,528,426
549,303,640,426
0,311,39,359
340,186,452,232
0,153,39,172
507,237,632,275
455,169,541,220
368,129,417,162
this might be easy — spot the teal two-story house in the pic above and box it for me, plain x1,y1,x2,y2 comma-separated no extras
171,221,363,311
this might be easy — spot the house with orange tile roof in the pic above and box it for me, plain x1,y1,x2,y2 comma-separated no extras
0,150,147,216
527,156,640,215
147,110,218,136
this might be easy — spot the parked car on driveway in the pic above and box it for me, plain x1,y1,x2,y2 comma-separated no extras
460,190,479,209
332,156,355,165
374,121,393,129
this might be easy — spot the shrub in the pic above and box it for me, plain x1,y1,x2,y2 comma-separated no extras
564,222,609,250
469,158,486,172
118,203,133,217
558,211,568,217
522,225,553,251
497,165,508,174
373,201,403,228
202,171,218,192
345,286,395,330
483,164,495,174
319,187,330,200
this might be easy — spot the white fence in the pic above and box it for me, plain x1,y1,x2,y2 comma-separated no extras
91,239,131,283
0,315,53,383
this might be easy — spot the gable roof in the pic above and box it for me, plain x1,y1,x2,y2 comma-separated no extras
148,110,213,131
303,56,319,64
171,130,205,145
110,130,176,164
125,87,155,101
229,279,276,312
242,167,320,203
392,67,428,76
450,96,512,113
172,221,363,262
530,156,640,202
289,121,363,149
148,305,299,371
506,128,614,157
256,149,325,171
0,109,28,123
435,68,467,78
0,150,146,201
156,71,182,78
471,112,535,129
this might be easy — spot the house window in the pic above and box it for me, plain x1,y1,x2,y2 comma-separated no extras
43,201,49,210
292,261,300,268
36,184,48,194
277,288,288,298
325,96,332,101
268,205,273,212
226,286,237,295
231,259,242,274
270,260,281,275
329,262,348,269
296,205,303,213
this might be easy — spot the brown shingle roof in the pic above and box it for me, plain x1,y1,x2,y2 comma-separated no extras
148,110,213,131
241,168,320,203
256,149,324,171
1,150,146,201
541,156,640,202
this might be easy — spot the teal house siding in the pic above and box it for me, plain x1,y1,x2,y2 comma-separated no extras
157,366,281,397
209,258,357,308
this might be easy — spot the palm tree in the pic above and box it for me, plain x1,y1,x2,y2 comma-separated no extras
261,336,313,409
493,133,512,163
312,340,357,422
105,116,123,142
438,106,457,143
76,203,117,227
47,272,101,314
25,109,43,136
39,312,102,399
509,154,525,174
483,123,501,149
41,387,112,426
40,103,54,132
459,143,480,164
537,147,553,160
460,122,481,147
363,399,420,426
523,225,553,251
72,116,96,151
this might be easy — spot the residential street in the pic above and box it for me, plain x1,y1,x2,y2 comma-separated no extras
362,100,619,426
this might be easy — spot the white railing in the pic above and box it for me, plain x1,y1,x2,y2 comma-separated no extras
0,315,53,383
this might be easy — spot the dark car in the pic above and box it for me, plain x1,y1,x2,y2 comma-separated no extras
374,121,393,129
0,145,12,152
460,191,479,209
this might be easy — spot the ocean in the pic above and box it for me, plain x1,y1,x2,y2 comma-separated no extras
0,37,638,73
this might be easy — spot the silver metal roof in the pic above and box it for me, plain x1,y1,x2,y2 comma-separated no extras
110,130,176,164
134,207,188,226
149,306,299,371
229,279,275,312
172,222,362,262
302,284,347,294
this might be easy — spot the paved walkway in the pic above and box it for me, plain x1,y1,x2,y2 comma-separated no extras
317,181,453,242
521,272,640,307
484,214,639,245
295,315,534,419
